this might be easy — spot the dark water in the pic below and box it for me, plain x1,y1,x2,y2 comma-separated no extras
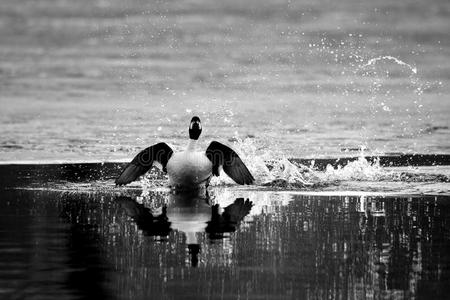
1,189,449,299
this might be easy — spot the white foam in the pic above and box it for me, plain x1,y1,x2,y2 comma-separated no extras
200,139,449,192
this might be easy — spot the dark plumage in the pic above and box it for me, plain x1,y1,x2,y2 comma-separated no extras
206,141,254,185
115,142,173,186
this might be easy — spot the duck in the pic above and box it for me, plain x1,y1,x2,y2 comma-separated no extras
115,116,254,189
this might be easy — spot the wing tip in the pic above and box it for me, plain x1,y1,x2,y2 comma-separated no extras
244,177,255,185
235,172,255,185
115,163,143,186
115,176,131,186
240,166,255,185
115,179,126,186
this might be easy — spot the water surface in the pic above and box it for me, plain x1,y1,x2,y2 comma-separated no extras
1,188,449,299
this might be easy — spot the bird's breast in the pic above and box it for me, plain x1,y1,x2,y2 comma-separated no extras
166,151,212,188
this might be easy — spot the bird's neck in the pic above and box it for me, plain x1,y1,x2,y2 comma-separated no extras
186,139,198,151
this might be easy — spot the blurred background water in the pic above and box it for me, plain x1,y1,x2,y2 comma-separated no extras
0,0,449,161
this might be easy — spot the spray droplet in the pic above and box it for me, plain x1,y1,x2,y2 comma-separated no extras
361,56,417,75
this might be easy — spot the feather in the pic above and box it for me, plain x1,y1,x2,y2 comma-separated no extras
115,142,173,186
205,141,254,185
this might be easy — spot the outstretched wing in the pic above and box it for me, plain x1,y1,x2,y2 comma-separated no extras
205,141,254,185
115,142,173,186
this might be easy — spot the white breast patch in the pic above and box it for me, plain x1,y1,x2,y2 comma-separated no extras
166,151,212,188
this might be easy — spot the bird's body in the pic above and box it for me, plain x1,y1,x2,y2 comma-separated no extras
115,116,254,189
166,141,213,189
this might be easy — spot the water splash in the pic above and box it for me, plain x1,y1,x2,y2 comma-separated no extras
361,56,417,75
353,54,435,153
317,156,390,182
134,139,448,191
210,139,448,189
208,139,390,188
209,138,314,188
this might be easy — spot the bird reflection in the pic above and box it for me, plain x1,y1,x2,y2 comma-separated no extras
116,192,253,267
116,197,171,237
206,198,253,240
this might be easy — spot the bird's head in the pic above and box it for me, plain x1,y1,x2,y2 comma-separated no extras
189,116,202,140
